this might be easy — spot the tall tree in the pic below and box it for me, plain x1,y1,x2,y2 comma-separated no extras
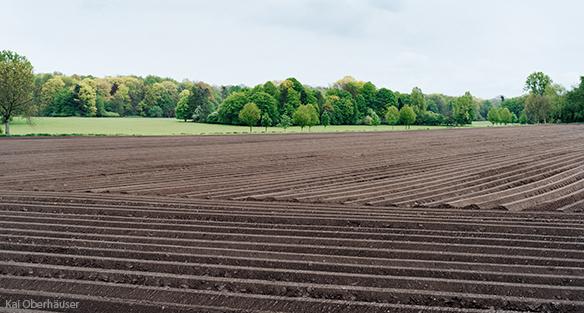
399,106,416,129
525,72,552,96
452,91,474,125
523,72,554,123
261,113,272,132
385,105,400,128
498,107,513,125
249,91,278,123
525,93,551,123
410,87,427,114
189,83,215,122
218,91,249,124
239,102,261,132
373,88,397,117
74,79,97,117
39,76,65,115
0,50,34,135
293,104,319,131
175,89,191,121
563,77,584,122
487,107,500,125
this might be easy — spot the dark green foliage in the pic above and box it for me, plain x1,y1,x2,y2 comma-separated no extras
372,88,396,117
147,105,164,117
321,111,331,127
261,113,272,131
501,97,525,117
410,87,426,114
479,100,494,120
188,84,216,122
218,92,249,124
46,88,76,116
562,77,584,122
206,111,220,124
277,114,292,130
262,81,279,99
249,91,279,123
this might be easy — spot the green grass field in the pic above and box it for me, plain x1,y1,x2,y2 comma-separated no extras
5,117,500,136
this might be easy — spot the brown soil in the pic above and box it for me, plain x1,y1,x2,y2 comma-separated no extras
0,125,583,312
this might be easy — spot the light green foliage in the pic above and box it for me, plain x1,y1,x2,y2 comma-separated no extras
109,83,130,115
75,79,97,117
365,108,380,126
385,105,400,126
452,91,474,125
0,50,34,135
487,107,500,125
416,111,444,126
238,102,261,132
498,108,513,124
143,81,178,117
363,115,373,125
40,76,66,114
399,106,416,128
371,111,381,126
293,104,319,130
175,90,191,121
525,72,552,96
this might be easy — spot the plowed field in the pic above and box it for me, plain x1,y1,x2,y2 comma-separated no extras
0,125,583,312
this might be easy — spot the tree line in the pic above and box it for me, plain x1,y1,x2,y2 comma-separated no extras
1,50,584,135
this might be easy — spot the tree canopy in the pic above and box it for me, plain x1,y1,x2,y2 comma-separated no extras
238,102,261,132
0,50,34,135
4,52,584,131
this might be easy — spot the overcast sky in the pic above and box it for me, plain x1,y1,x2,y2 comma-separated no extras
2,0,583,98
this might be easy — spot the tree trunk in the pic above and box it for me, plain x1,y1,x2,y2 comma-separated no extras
3,121,9,136
249,126,252,133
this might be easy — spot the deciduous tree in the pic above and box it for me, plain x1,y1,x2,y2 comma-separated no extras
399,106,416,129
293,104,319,131
239,102,261,132
175,89,191,121
487,107,500,125
385,105,400,128
0,50,34,135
